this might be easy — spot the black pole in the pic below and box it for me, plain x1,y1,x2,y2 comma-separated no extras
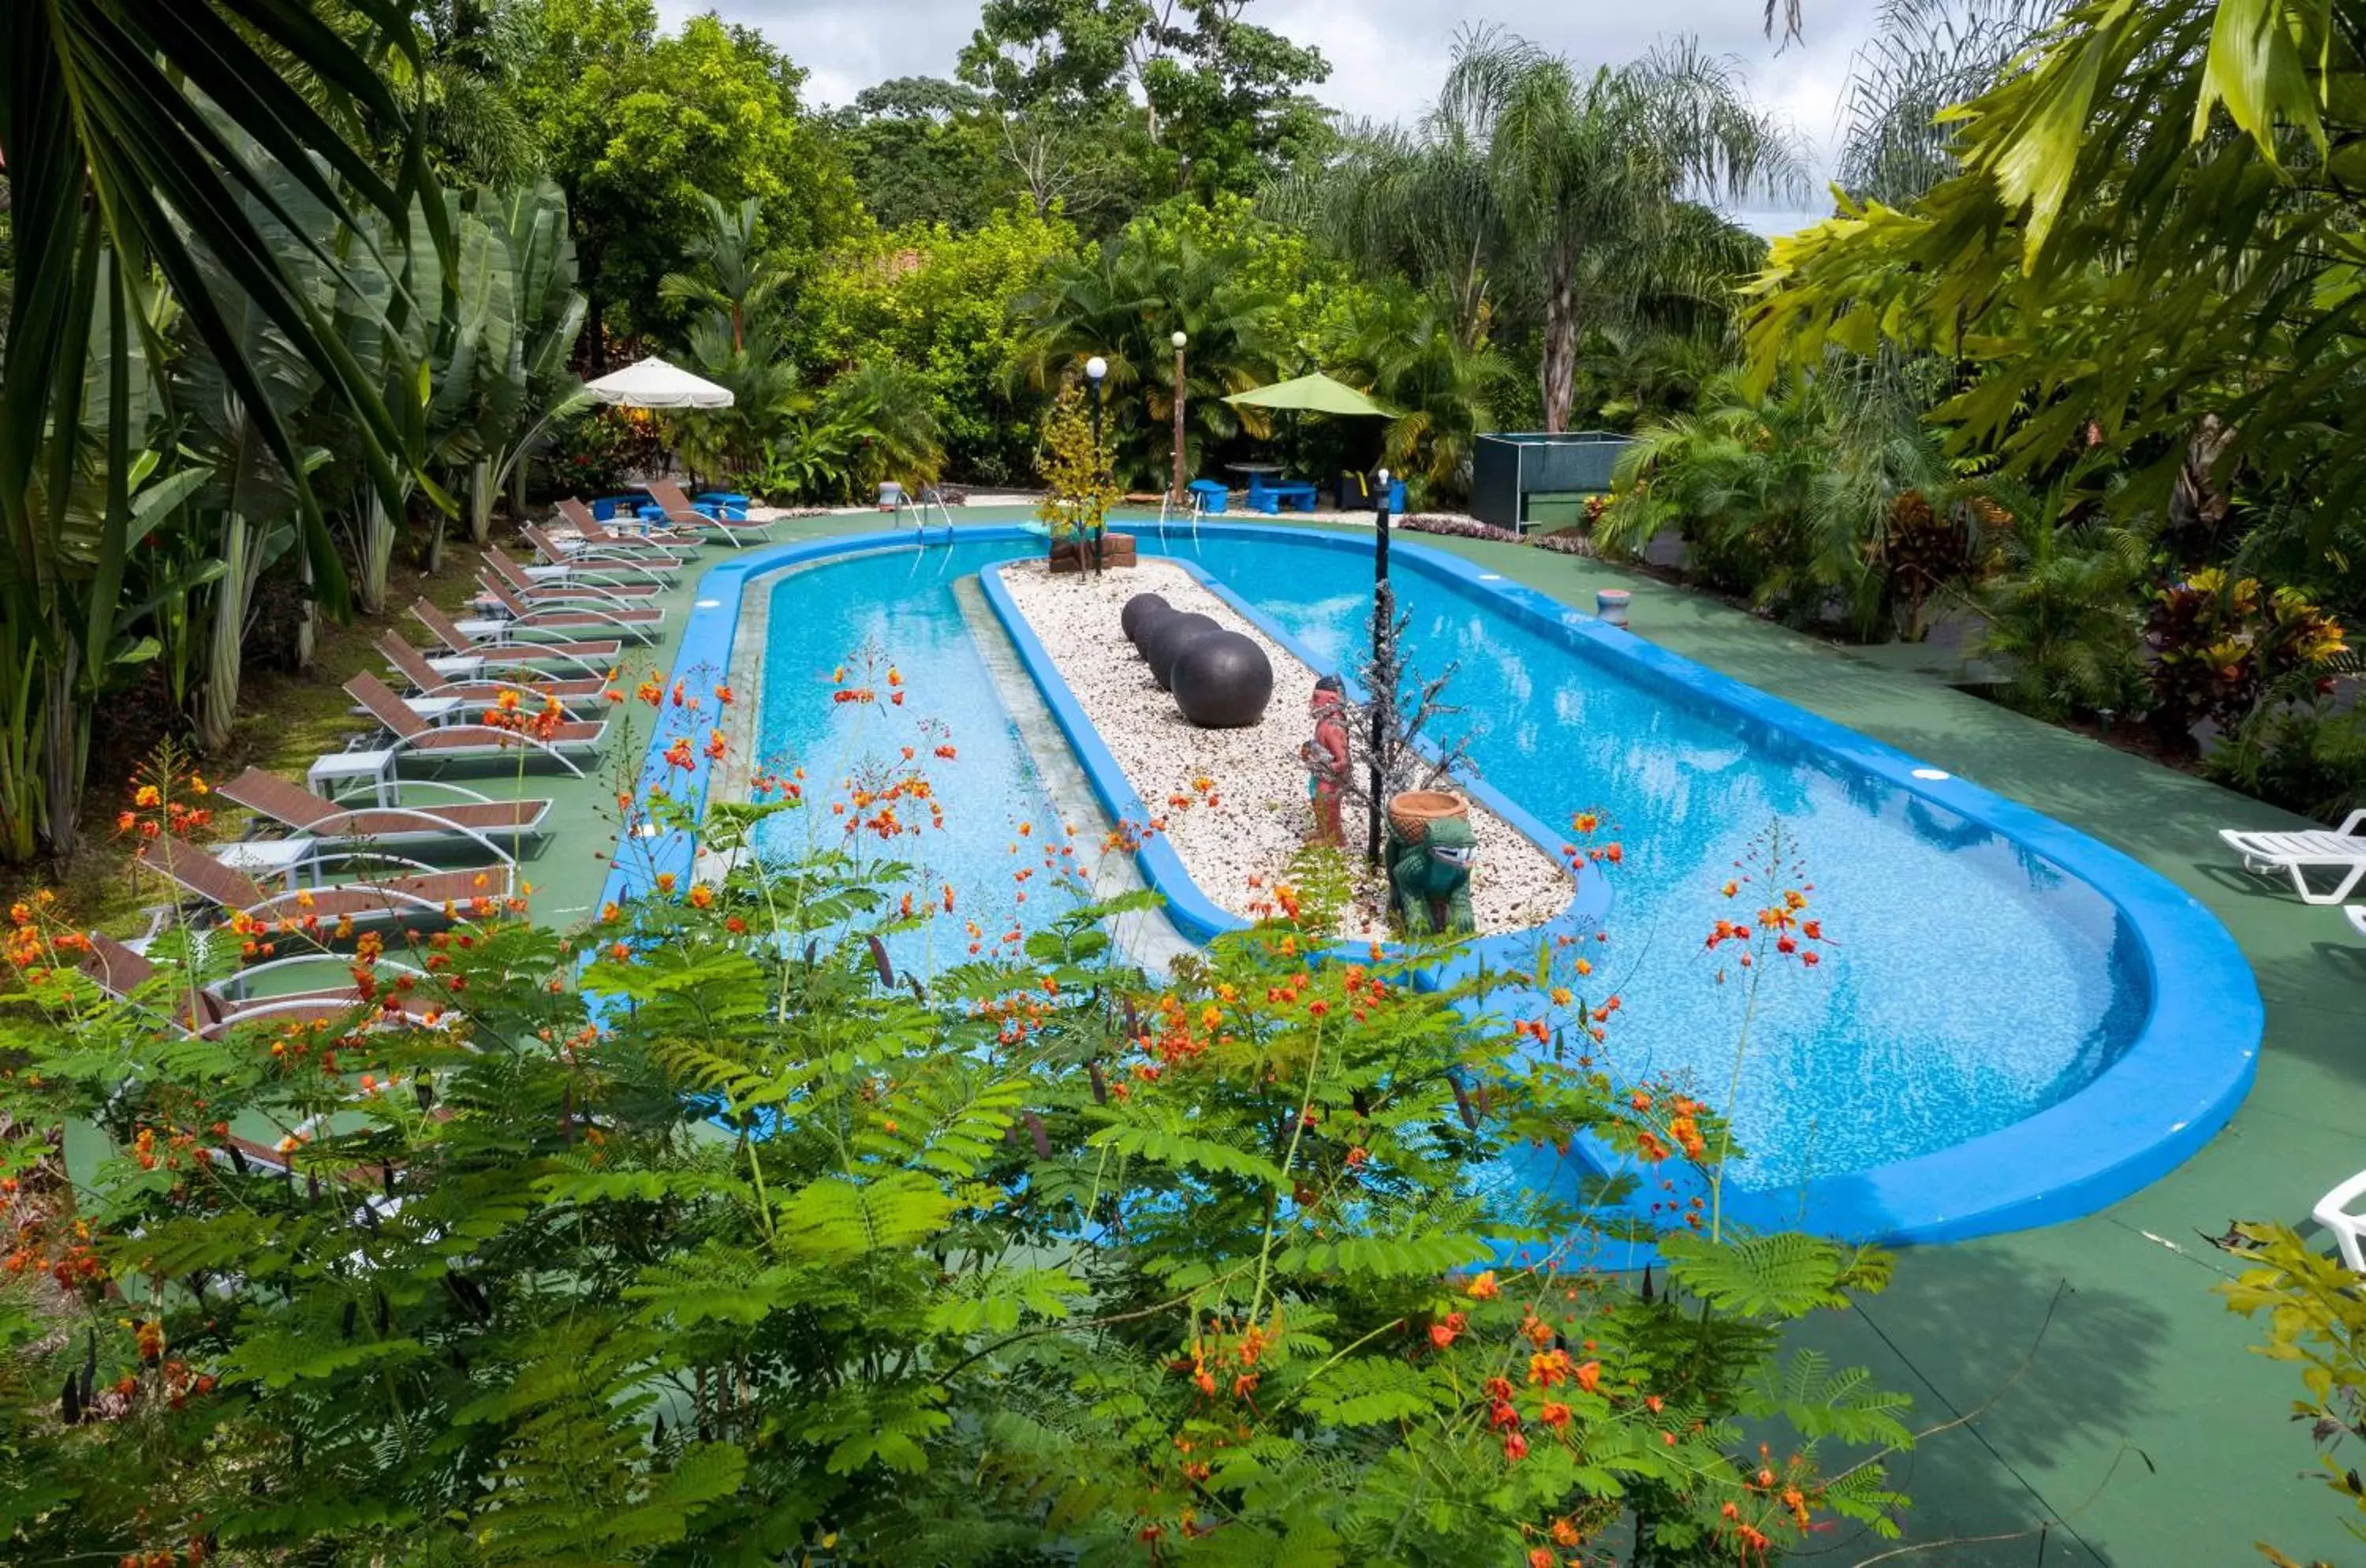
1367,482,1393,867
1088,375,1106,577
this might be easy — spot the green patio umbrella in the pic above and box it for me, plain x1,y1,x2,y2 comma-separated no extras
1222,371,1398,418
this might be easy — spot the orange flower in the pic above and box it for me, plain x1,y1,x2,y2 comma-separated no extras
1465,1270,1500,1301
687,884,714,909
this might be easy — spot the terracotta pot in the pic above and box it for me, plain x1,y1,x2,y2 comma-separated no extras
1387,789,1468,844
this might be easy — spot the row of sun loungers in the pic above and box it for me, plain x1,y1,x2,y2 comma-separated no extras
114,485,770,949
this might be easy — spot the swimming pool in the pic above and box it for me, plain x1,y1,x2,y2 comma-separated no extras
611,521,2262,1244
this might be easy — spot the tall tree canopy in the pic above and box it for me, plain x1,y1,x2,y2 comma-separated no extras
520,0,860,359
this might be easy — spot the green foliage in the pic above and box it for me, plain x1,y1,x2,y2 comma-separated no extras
1035,379,1120,546
1597,373,1991,640
0,729,1913,1562
2202,688,2366,824
2222,1221,2366,1566
1971,481,2151,721
823,77,1016,233
807,207,1085,484
1750,0,2366,586
519,0,862,345
2143,567,2349,749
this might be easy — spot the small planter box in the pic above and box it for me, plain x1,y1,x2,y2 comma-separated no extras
1048,533,1137,573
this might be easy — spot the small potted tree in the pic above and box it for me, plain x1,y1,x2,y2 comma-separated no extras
1036,382,1127,575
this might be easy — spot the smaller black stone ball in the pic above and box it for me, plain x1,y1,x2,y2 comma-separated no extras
1141,611,1219,691
1121,592,1170,648
1171,631,1274,728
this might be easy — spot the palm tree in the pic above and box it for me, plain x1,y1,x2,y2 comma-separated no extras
659,196,792,353
1439,29,1797,431
3,3,434,860
1274,115,1509,353
1836,0,2069,207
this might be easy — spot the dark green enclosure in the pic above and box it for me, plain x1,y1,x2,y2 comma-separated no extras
1472,431,1632,531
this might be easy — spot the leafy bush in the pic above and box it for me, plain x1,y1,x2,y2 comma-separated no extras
2144,569,2349,750
2201,696,2366,823
0,710,1915,1565
1973,487,2151,722
536,408,665,501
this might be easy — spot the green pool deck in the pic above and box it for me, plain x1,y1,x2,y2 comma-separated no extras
500,506,2351,1564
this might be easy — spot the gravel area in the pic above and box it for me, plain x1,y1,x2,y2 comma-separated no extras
997,557,1573,940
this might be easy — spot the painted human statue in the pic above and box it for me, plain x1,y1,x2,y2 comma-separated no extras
1302,675,1352,846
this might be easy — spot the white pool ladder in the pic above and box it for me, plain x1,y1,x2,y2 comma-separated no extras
894,485,957,542
1157,488,1204,547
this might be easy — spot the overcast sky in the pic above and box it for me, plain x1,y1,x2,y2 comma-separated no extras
655,0,1886,232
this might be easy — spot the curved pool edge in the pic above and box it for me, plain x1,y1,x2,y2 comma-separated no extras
604,520,2266,1250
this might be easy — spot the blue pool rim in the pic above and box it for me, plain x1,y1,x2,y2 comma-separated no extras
601,520,2264,1248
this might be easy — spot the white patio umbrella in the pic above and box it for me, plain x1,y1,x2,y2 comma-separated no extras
584,355,733,409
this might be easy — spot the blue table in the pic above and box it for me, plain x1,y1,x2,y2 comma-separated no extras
1252,482,1318,515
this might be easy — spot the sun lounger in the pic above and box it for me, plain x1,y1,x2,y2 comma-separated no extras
2219,812,2366,904
470,576,666,643
219,767,551,851
139,831,515,931
557,496,703,554
640,480,774,547
79,929,431,1039
375,636,610,713
346,673,605,774
479,547,664,603
409,599,624,666
2316,1167,2366,1271
521,521,681,582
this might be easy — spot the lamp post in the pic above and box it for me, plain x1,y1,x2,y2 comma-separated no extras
1367,466,1394,867
1170,330,1188,507
1085,354,1108,577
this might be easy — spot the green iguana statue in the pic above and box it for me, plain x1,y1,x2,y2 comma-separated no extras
1387,813,1476,936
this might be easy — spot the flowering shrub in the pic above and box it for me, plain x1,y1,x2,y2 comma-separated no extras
0,671,1915,1566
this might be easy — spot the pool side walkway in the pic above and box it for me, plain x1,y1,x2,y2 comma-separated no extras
527,506,2352,1566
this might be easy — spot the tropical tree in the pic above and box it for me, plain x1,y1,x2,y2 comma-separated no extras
759,360,946,503
1834,0,2070,207
2,2,434,860
1749,0,2365,561
1010,222,1281,488
659,194,793,353
1273,115,1508,354
804,206,1084,483
521,2,860,360
1439,29,1794,431
676,316,804,485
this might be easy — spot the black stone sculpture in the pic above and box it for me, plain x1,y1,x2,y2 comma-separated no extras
1140,611,1218,691
1170,630,1274,728
1121,592,1170,648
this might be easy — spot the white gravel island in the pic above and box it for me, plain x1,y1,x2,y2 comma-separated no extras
994,556,1575,942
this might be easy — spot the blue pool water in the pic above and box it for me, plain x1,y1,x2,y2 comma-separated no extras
752,531,2148,1193
750,543,1070,973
